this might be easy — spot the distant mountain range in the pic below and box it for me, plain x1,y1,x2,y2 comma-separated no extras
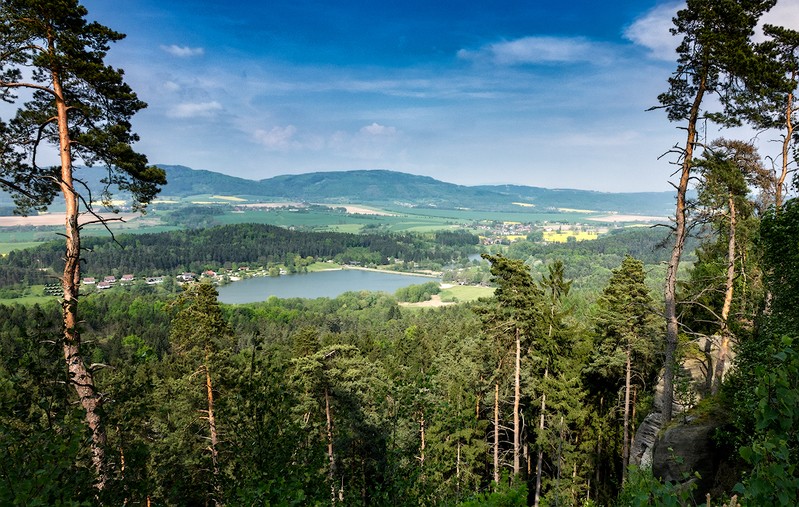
0,164,677,216
155,165,675,215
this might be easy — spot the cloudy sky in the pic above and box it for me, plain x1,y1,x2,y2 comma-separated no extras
77,0,798,192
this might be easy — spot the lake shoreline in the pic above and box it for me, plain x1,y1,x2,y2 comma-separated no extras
217,268,442,304
340,265,441,278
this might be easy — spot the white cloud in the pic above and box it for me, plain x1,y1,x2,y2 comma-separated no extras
322,123,401,160
167,101,222,118
162,80,181,92
254,125,299,150
160,44,205,57
624,2,682,61
359,122,397,136
626,1,799,58
457,36,611,65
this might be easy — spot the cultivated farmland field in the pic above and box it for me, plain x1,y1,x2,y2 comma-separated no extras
543,230,599,243
0,198,657,255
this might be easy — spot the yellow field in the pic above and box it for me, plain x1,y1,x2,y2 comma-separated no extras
543,230,598,243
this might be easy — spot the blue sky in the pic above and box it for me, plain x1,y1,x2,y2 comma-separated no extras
77,0,799,192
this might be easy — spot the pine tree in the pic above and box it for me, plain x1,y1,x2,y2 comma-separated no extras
690,140,767,393
291,342,391,504
167,283,233,505
589,256,660,483
477,254,544,482
0,0,165,487
654,0,775,422
733,24,799,208
533,260,572,506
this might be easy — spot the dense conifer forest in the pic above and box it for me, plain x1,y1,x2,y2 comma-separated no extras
0,208,797,505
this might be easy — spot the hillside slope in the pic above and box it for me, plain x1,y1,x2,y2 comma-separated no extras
0,165,676,216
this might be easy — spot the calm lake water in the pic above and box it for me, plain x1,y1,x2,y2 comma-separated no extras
217,269,441,304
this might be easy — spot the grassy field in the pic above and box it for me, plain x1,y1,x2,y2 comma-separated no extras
306,261,343,272
213,208,459,233
0,284,57,306
440,284,494,302
0,229,59,255
0,294,55,305
381,206,603,225
0,241,44,255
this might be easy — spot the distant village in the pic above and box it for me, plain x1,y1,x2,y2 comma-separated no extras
80,266,262,291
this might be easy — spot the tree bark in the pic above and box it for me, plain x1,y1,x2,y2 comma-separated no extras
325,386,336,504
776,74,794,209
663,73,707,423
631,387,638,442
712,193,737,394
456,440,461,496
419,412,426,468
622,344,632,483
534,368,548,507
513,327,521,478
493,382,500,484
205,352,221,506
595,396,603,499
51,36,107,489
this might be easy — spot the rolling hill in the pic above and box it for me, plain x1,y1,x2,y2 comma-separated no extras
157,166,675,215
0,165,677,216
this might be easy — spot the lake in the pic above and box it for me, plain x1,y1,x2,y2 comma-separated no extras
217,269,441,304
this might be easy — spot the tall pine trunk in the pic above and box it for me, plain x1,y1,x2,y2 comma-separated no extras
52,43,107,489
534,368,548,507
493,382,500,484
712,192,737,394
419,412,426,468
205,351,221,505
622,344,632,483
325,386,337,504
513,327,521,478
664,73,706,422
776,73,794,209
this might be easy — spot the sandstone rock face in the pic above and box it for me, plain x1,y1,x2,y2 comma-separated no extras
638,335,734,499
651,418,728,502
629,412,662,468
631,335,735,489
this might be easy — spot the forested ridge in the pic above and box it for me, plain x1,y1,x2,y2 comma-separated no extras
0,224,479,285
3,164,676,216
